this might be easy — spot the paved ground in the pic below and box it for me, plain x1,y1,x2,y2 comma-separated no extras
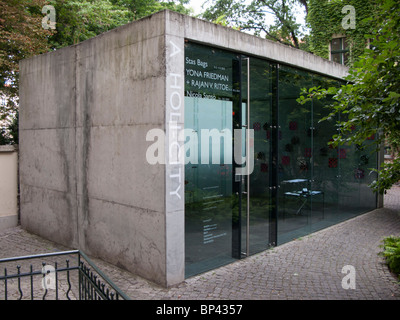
1,186,400,300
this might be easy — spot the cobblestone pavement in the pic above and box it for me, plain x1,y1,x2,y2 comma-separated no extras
1,186,400,300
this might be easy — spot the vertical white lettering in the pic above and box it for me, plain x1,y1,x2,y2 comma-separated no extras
169,168,182,200
170,91,182,110
170,112,182,123
169,121,184,165
170,167,182,183
170,73,182,89
166,39,184,203
169,40,182,57
169,184,181,200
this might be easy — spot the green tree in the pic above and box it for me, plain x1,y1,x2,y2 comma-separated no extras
47,0,132,48
298,0,400,194
47,0,191,49
0,0,53,144
110,0,191,20
0,0,192,144
201,0,308,49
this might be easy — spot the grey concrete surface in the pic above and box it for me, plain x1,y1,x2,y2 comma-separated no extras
18,10,351,288
1,186,399,300
19,11,171,286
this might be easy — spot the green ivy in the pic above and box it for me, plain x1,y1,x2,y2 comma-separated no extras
298,0,400,195
307,0,376,65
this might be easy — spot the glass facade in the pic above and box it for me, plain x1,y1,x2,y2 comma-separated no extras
184,42,378,278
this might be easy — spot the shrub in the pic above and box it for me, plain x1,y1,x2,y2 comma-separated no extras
380,236,400,277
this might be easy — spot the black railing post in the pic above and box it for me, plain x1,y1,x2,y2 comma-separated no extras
66,259,71,300
41,262,47,300
4,268,7,300
17,265,22,300
30,265,34,300
78,252,82,300
55,261,58,300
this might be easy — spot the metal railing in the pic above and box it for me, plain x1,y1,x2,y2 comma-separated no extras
0,250,130,300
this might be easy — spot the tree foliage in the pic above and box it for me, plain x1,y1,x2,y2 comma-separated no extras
47,0,190,49
380,236,400,277
0,0,191,144
46,0,132,49
0,0,53,135
201,0,308,49
298,0,400,194
111,0,190,20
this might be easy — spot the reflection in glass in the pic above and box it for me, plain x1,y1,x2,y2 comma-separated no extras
185,97,234,277
243,58,273,254
184,43,238,277
184,42,378,278
277,66,313,244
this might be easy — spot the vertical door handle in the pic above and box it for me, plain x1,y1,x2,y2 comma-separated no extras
243,57,251,257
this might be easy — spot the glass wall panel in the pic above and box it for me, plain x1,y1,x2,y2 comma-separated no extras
184,42,239,277
184,41,378,278
277,66,313,244
311,76,342,229
357,139,378,211
184,97,234,277
337,115,378,215
312,75,378,228
242,57,274,255
337,112,363,217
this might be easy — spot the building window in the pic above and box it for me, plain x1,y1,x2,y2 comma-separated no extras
330,37,349,65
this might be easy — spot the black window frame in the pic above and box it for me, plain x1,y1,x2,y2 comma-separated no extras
330,37,349,65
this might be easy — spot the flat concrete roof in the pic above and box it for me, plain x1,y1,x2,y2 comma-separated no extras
172,10,349,80
21,10,349,81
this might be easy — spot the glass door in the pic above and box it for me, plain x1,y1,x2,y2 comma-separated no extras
239,57,275,257
184,42,276,277
184,42,240,277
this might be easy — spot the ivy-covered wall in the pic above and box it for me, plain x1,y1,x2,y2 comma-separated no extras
307,0,376,65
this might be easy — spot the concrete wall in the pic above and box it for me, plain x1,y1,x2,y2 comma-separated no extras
19,10,353,287
0,145,18,232
19,12,174,286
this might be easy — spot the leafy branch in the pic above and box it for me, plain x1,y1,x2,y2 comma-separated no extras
297,0,400,194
